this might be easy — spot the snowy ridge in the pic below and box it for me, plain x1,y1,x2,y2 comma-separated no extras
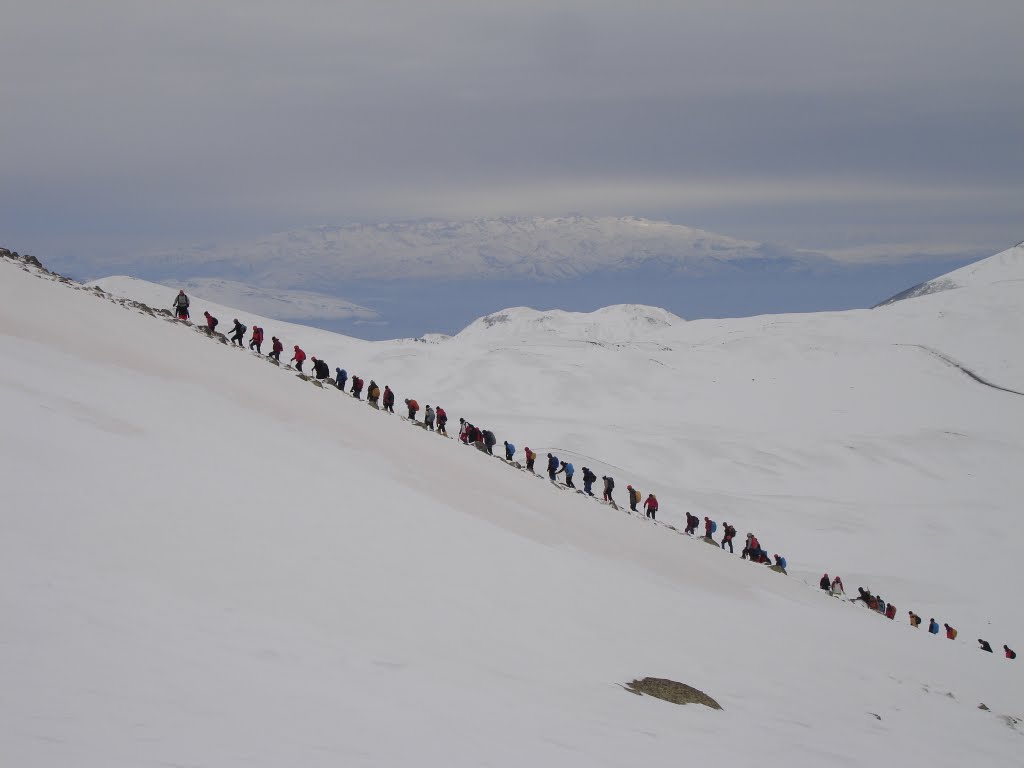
457,304,684,344
90,276,380,323
875,242,1024,305
2,248,1023,766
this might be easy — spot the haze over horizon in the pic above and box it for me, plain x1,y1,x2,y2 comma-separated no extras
2,1,1021,279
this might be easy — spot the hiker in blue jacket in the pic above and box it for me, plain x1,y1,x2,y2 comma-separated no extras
546,453,559,481
555,461,575,488
336,368,348,391
504,441,516,461
928,618,940,635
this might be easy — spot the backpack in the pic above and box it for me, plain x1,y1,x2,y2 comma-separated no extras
710,521,717,534
239,323,247,334
484,430,495,445
607,477,614,490
211,318,218,329
436,407,446,420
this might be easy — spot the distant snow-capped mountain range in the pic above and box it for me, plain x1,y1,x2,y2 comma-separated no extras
62,215,987,340
104,216,827,286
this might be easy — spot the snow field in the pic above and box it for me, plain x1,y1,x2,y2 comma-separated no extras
2,252,1016,766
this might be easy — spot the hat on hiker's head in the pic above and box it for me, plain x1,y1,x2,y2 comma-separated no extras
547,453,552,457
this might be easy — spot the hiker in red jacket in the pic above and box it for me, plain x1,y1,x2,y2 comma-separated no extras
435,406,448,435
405,398,419,420
720,522,737,553
1006,645,1017,659
382,385,395,413
291,345,306,371
249,326,263,353
203,311,218,332
643,494,658,520
269,336,283,361
524,447,536,472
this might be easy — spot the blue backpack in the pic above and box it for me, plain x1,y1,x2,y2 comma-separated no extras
710,521,718,534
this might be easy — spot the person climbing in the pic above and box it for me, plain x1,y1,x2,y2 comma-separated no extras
944,623,957,640
601,475,615,502
644,493,658,520
290,345,306,370
424,405,435,431
773,554,787,573
335,368,348,391
524,447,536,472
978,639,993,653
885,603,896,620
908,611,922,628
350,375,363,399
172,289,190,320
311,356,330,380
229,319,247,347
1005,645,1017,659
367,380,381,406
546,453,559,481
382,385,395,413
819,574,831,591
249,326,262,352
269,336,283,361
482,429,496,455
720,522,736,552
203,311,218,332
703,516,716,541
405,398,419,420
436,406,448,435
581,466,597,495
831,576,845,596
741,533,754,559
503,440,515,461
626,485,641,512
556,461,575,488
684,512,699,535
928,618,940,635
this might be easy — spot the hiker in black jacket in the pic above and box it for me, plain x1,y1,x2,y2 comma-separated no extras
581,467,597,495
228,318,246,347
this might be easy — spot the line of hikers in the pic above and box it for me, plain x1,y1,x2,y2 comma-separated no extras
821,578,1016,659
181,292,1015,660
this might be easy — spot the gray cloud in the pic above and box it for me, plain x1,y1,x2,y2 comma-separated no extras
2,1,1022,263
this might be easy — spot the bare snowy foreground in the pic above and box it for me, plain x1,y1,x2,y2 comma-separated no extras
2,247,1023,766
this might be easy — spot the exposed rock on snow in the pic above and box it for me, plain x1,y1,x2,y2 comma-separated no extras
625,678,722,710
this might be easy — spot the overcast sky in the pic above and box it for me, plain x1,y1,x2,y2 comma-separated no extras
2,0,1021,264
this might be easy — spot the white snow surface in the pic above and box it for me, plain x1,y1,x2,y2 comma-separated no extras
2,245,1023,767
113,215,818,284
879,240,1024,304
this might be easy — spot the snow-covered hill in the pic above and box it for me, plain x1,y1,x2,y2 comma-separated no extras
876,240,1024,306
2,247,1022,767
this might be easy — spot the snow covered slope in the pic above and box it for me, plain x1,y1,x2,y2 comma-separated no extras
876,240,1024,305
2,250,1022,767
